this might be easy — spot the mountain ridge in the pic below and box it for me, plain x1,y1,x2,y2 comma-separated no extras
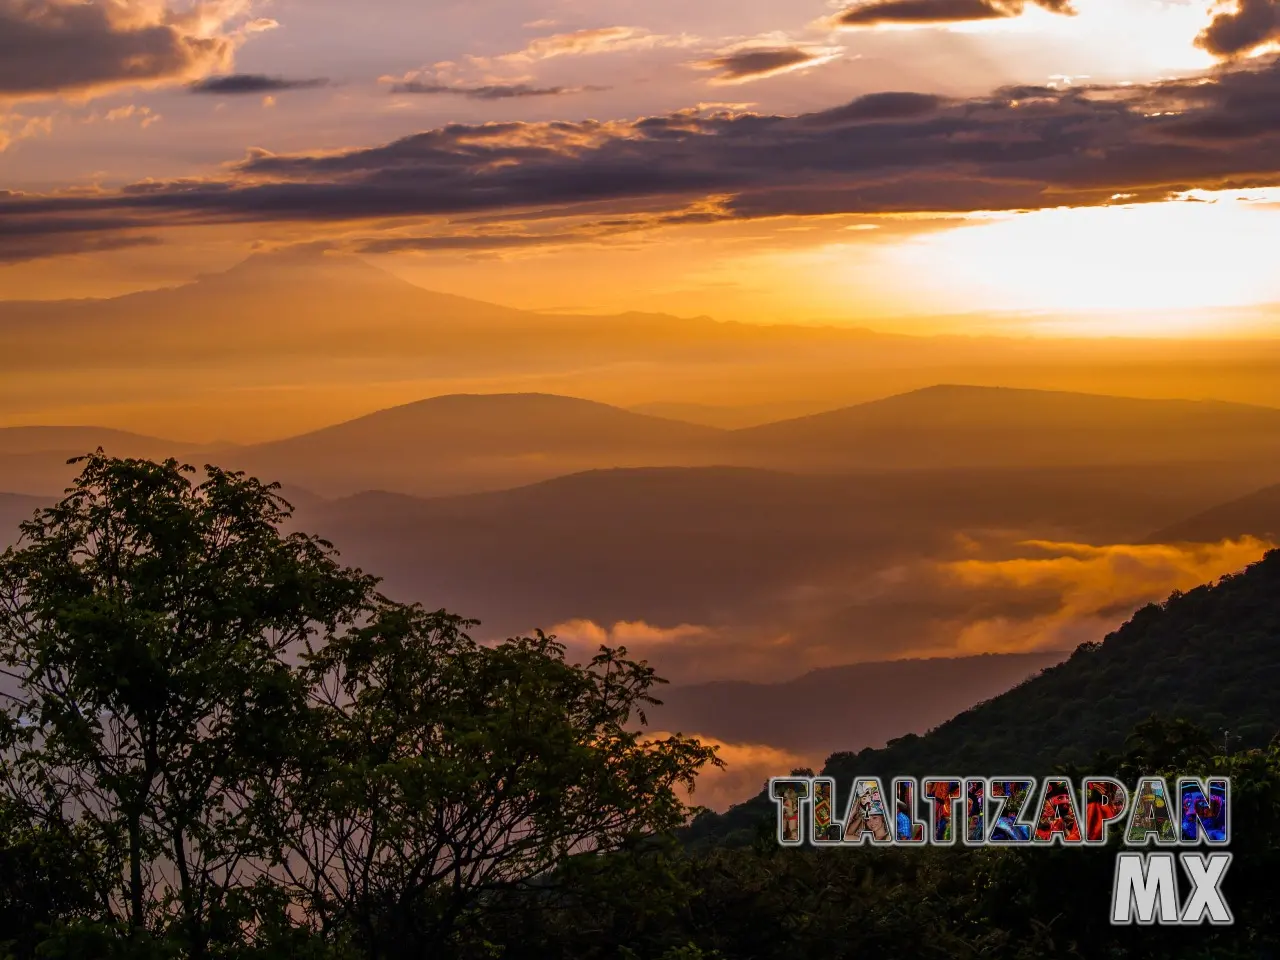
1147,481,1280,544
650,650,1070,759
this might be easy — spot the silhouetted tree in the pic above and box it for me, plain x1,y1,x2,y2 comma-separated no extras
279,603,719,958
0,453,380,954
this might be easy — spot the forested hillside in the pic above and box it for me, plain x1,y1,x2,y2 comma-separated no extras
691,548,1280,845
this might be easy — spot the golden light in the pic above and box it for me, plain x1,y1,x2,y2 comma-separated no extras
881,195,1280,333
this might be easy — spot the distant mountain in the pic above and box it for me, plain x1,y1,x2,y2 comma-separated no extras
0,427,192,496
627,400,838,430
226,393,725,497
0,250,883,375
649,651,1068,759
0,426,190,457
0,492,43,550
728,384,1280,471
1147,482,1280,544
14,251,1280,442
163,385,1280,498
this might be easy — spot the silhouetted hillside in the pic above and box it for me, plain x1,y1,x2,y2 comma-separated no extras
0,427,192,457
649,651,1068,759
0,250,890,373
228,394,725,497
0,493,43,550
15,250,1280,444
628,400,837,429
131,385,1280,498
0,427,193,495
730,384,1280,470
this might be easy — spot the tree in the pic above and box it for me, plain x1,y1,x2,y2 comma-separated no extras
280,603,721,958
0,792,102,958
0,453,378,957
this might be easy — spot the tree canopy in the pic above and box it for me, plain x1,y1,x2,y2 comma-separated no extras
0,454,718,959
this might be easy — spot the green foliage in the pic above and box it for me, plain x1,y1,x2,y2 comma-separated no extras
280,603,720,957
0,454,719,959
0,794,101,958
0,453,377,954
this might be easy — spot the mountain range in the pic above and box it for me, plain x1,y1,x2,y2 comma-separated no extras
7,385,1280,499
12,249,1280,442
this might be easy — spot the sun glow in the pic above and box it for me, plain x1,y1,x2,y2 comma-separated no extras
883,195,1280,333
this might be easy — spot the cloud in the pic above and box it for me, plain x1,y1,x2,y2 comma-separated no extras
0,110,53,151
96,104,161,127
494,26,698,63
646,730,815,812
0,0,258,102
547,619,713,663
355,231,593,254
695,45,845,84
925,536,1273,656
189,74,330,94
1197,0,1280,59
387,81,608,100
0,215,161,262
5,56,1280,256
835,0,1074,27
533,533,1271,685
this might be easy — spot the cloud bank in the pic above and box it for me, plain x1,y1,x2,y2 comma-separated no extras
538,537,1271,684
388,81,608,100
0,0,260,102
835,0,1074,27
1197,0,1280,59
188,74,329,94
696,45,845,84
3,52,1280,259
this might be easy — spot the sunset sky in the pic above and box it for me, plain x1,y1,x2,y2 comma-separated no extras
3,0,1280,332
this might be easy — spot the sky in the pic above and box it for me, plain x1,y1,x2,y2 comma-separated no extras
2,0,1280,331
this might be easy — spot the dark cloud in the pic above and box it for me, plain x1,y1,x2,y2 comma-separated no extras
836,0,1073,26
356,232,584,253
1197,0,1280,59
189,74,330,95
806,91,945,124
388,81,608,100
0,0,237,100
0,216,160,262
697,46,837,82
3,57,1280,257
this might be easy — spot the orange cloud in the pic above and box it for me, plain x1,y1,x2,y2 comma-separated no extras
0,110,53,150
928,536,1274,656
647,729,816,812
694,43,846,85
494,26,700,64
547,618,712,662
